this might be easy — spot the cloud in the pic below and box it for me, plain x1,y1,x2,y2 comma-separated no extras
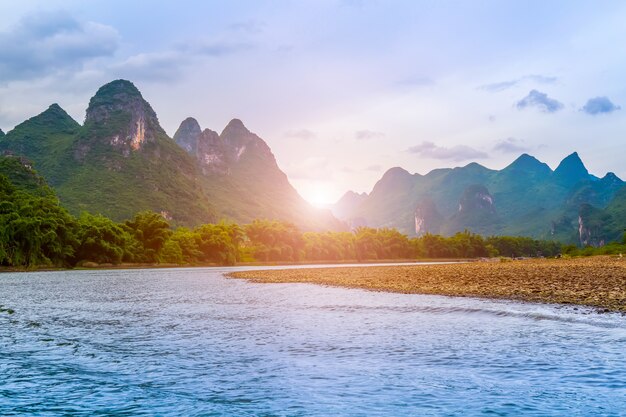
111,52,182,81
479,74,557,92
516,90,564,113
113,35,256,82
526,74,558,84
0,11,119,82
493,137,530,153
284,129,316,140
355,130,385,140
580,96,621,115
479,80,518,92
407,141,488,161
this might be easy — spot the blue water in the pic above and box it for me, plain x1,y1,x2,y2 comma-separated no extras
1,265,625,416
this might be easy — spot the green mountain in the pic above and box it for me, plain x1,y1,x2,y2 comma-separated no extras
334,152,625,244
0,80,343,231
0,80,215,225
577,186,626,246
173,117,343,230
0,104,80,185
0,155,54,197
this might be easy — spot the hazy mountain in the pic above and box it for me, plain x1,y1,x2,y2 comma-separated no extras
174,117,343,230
331,191,368,220
333,152,625,244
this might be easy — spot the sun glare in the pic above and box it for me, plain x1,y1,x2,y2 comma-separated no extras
305,185,335,208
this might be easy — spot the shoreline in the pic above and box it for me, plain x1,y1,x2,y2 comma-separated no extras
0,258,467,274
228,256,626,313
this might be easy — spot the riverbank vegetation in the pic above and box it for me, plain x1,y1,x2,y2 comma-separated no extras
1,169,624,268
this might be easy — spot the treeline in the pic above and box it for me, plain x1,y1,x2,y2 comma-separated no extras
0,172,565,267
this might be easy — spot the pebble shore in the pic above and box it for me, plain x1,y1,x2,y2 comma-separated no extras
229,257,626,312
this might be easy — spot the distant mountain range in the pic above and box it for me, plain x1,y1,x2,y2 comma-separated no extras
332,153,626,245
0,80,341,231
2,79,624,245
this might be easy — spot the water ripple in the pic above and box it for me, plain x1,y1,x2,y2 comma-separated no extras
1,266,625,416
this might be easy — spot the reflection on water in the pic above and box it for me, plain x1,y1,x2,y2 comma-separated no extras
1,266,625,416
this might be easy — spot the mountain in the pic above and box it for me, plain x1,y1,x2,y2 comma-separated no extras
333,152,625,244
174,117,343,230
0,154,54,197
331,191,368,220
443,184,500,236
0,128,4,138
0,104,81,185
414,198,443,236
0,80,215,224
554,152,590,186
577,187,626,246
0,79,343,230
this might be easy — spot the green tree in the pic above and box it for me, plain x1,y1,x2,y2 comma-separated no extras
125,211,172,262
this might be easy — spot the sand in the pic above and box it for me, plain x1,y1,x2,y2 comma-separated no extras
229,257,626,312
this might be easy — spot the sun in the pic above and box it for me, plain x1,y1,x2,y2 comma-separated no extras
305,185,335,208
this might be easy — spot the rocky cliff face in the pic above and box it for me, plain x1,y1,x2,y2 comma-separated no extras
174,116,344,230
82,80,165,156
458,184,496,214
174,118,227,174
442,185,500,236
414,198,443,236
174,118,278,176
578,204,607,247
172,117,202,154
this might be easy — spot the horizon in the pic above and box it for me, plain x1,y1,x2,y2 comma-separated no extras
1,1,625,205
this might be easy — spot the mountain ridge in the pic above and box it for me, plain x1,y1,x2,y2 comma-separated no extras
0,79,344,231
173,116,344,230
333,152,625,244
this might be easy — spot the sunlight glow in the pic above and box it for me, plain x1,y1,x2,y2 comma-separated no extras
303,184,335,208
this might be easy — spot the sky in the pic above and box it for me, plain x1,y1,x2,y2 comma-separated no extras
1,1,625,206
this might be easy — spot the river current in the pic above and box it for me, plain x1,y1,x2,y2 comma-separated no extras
1,265,625,416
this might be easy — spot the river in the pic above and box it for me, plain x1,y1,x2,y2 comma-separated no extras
1,265,625,416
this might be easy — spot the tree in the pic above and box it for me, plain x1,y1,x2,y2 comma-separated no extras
74,213,139,264
125,211,172,262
